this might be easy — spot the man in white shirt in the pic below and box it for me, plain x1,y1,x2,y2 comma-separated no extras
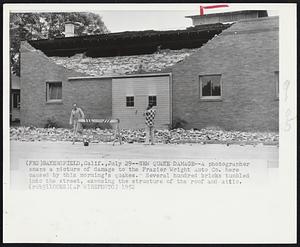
69,103,85,144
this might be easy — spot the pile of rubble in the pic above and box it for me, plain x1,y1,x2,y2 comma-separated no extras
51,48,198,76
10,126,279,145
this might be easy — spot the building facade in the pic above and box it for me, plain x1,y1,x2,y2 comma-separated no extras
10,74,21,122
172,16,279,131
19,14,279,131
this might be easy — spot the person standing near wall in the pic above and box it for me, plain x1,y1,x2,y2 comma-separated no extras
144,103,156,145
69,103,85,144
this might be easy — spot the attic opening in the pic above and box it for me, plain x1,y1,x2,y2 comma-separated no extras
28,23,232,58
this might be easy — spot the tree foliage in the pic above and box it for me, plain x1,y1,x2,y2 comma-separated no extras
10,12,109,76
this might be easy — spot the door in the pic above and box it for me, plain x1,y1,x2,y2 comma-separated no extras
112,75,171,129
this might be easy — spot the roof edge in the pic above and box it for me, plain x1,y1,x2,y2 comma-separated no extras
236,15,279,23
68,72,172,81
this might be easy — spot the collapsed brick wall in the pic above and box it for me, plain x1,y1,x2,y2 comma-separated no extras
171,17,279,131
20,42,112,128
50,49,198,77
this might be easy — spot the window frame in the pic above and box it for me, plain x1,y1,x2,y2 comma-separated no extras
126,96,135,107
199,74,222,100
12,92,20,108
46,81,62,103
148,95,157,106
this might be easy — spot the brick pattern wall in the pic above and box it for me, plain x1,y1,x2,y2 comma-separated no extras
68,78,112,121
20,42,112,128
171,17,279,131
51,49,197,77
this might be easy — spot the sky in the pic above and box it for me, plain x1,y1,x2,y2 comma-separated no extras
7,3,280,33
93,4,279,32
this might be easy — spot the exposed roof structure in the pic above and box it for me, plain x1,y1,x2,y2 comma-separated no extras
25,16,279,78
27,23,233,77
28,23,231,57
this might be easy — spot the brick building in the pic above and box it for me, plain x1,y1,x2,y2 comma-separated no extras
19,11,279,131
10,73,21,122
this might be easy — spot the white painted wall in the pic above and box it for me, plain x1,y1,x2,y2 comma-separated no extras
112,75,171,129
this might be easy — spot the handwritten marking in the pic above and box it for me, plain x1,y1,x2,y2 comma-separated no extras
199,4,229,15
283,80,290,102
284,109,296,132
282,79,296,132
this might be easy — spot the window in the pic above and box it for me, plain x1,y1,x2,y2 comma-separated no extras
46,82,62,102
199,75,222,99
126,96,134,107
275,71,279,99
148,96,157,106
13,93,20,108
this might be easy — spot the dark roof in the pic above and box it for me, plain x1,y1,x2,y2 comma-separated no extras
185,10,268,19
28,23,231,58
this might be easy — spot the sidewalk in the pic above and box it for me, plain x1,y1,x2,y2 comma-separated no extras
10,141,278,170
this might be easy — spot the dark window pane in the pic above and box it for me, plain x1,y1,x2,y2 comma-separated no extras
126,96,134,107
13,93,20,108
212,83,220,96
48,82,62,100
149,96,157,106
49,86,56,99
200,75,221,97
202,80,212,96
57,86,62,99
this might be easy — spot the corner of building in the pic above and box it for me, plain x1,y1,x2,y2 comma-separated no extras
170,16,279,131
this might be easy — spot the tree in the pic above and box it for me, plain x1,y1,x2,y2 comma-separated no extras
10,12,109,76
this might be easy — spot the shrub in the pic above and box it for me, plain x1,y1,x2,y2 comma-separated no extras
45,117,60,128
171,117,187,129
